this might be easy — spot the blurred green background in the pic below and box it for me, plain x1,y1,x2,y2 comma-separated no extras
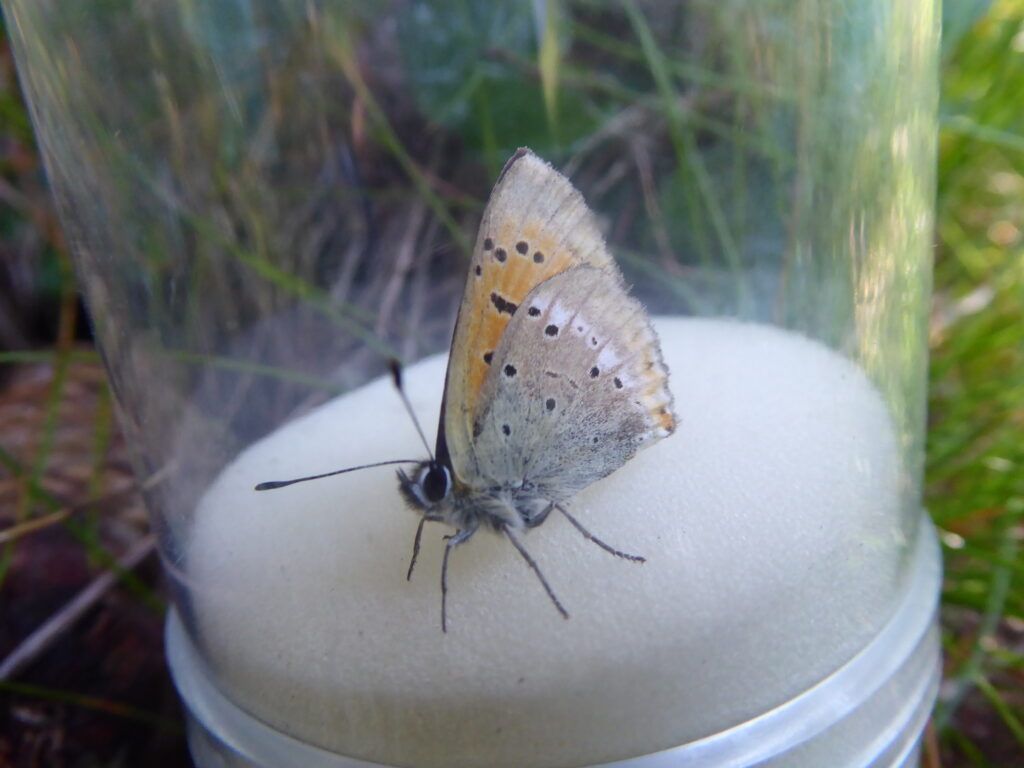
0,0,1022,766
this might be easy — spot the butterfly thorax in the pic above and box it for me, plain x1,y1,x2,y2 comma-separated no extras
398,461,552,533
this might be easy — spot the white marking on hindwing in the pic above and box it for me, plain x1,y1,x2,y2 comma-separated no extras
547,301,571,329
597,345,621,370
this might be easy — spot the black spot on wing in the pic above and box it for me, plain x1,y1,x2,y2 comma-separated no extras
516,241,529,254
545,324,559,337
490,292,517,316
528,306,541,317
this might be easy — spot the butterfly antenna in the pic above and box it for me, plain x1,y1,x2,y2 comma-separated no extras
389,359,434,462
254,459,419,491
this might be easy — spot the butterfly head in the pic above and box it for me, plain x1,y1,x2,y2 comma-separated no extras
397,460,453,513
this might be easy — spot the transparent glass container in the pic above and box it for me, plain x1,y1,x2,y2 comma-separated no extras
4,2,941,766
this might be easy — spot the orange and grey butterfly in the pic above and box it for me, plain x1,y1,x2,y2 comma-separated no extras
399,148,675,629
437,148,674,485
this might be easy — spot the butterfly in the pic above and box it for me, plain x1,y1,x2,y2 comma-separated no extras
258,148,676,631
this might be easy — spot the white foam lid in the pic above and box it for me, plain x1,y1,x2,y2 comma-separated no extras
188,318,906,767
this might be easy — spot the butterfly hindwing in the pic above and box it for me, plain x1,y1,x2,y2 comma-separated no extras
441,150,617,483
467,266,675,499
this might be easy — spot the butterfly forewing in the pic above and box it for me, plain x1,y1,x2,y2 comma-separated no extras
441,150,616,484
468,266,675,499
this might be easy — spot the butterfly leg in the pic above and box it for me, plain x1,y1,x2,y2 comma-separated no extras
554,503,646,563
440,527,476,633
525,502,555,529
503,527,570,620
406,517,428,581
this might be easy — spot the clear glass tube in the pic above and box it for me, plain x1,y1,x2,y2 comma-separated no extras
4,2,940,766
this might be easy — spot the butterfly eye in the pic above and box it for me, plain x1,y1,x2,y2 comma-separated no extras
422,465,450,503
